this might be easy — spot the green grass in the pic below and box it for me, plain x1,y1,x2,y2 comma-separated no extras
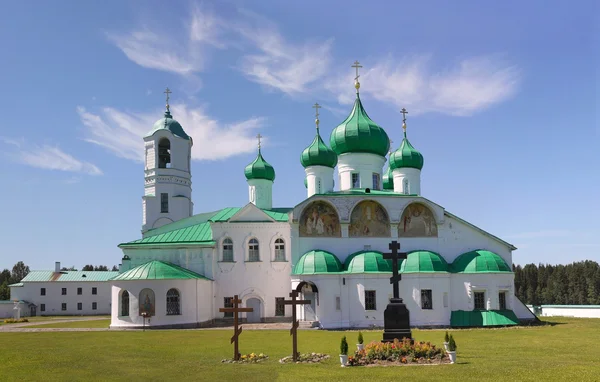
26,319,111,328
0,315,110,326
1,317,599,381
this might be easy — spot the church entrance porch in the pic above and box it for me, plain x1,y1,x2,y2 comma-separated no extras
245,298,262,323
296,281,318,322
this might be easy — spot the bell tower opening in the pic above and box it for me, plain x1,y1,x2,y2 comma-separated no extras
158,138,171,168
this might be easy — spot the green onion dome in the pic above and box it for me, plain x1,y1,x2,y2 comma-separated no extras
244,148,275,181
330,95,390,157
146,110,190,140
344,251,392,273
400,251,449,273
389,130,424,170
382,165,394,190
451,250,512,273
293,250,343,274
300,130,338,168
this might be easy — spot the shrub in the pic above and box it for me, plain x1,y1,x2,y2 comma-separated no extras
358,331,364,344
448,335,457,351
340,336,349,355
444,331,450,343
3,318,28,324
348,338,446,366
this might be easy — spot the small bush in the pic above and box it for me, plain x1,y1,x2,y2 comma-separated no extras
444,331,450,343
3,318,29,324
358,331,364,344
340,336,349,355
347,338,447,366
448,335,457,351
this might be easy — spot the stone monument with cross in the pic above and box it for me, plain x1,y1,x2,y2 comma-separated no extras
283,290,311,362
382,240,413,342
219,295,253,361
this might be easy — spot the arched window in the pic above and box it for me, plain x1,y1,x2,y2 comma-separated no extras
166,289,181,315
222,238,234,262
158,138,171,168
121,290,129,317
139,288,155,316
274,238,285,261
248,238,260,262
403,179,410,195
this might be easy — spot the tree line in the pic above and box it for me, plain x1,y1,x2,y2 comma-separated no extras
514,260,600,305
0,261,118,300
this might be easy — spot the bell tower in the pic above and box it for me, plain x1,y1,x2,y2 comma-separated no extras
142,88,193,234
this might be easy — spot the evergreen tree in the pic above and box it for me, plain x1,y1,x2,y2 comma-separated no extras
0,281,10,300
11,261,30,283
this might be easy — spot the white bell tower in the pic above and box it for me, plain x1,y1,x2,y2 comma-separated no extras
142,88,193,234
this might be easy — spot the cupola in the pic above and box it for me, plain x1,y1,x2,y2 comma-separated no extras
391,109,423,195
245,134,275,209
302,103,336,197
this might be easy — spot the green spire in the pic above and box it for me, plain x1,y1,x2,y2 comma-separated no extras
244,134,275,181
389,109,424,170
301,103,338,168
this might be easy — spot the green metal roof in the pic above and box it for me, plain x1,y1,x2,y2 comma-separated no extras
123,222,213,246
382,165,394,190
450,310,519,327
390,133,424,170
344,251,392,273
146,110,190,140
8,283,23,287
293,250,343,275
19,271,119,282
451,250,512,273
301,130,338,168
245,149,275,181
112,261,211,281
400,250,449,273
330,95,390,157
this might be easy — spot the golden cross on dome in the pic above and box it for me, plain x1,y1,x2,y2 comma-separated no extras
312,103,321,129
164,87,172,111
400,108,408,133
256,133,262,149
352,60,363,92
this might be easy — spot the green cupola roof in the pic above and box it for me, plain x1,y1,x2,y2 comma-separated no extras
293,250,343,274
330,95,390,157
400,251,449,273
301,131,338,168
389,119,424,170
383,164,394,190
451,250,512,273
344,250,392,273
112,260,211,281
146,89,190,140
244,148,276,182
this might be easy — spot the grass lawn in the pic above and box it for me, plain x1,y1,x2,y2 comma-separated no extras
25,319,111,328
0,316,110,326
1,317,599,381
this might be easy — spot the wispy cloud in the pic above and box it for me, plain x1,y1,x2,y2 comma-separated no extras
0,137,102,175
326,55,520,116
78,104,266,162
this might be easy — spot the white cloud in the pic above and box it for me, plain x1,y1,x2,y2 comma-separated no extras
0,137,102,175
326,55,520,116
78,104,266,162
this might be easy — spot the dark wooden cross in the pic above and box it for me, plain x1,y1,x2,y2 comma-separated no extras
283,290,311,362
383,240,408,300
218,295,253,361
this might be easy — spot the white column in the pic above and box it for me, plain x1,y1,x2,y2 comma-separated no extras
392,167,421,195
305,166,334,197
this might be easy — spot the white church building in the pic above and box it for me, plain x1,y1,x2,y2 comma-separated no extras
109,75,536,329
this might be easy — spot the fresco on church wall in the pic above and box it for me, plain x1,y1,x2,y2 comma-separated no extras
349,201,391,237
398,203,438,237
139,288,156,316
299,201,341,237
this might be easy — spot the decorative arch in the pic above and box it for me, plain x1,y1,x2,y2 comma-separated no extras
120,289,130,317
398,203,438,237
166,288,181,316
349,200,390,237
299,200,341,237
295,280,319,293
139,288,155,316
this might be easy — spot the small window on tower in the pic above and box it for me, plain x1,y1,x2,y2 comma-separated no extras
403,179,410,195
161,193,169,213
317,179,322,194
372,173,380,190
158,138,171,168
351,173,360,188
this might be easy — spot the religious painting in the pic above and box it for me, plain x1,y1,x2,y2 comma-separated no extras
398,203,438,237
299,201,341,237
349,201,391,237
139,288,155,316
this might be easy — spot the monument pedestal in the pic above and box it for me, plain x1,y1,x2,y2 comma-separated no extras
382,298,412,342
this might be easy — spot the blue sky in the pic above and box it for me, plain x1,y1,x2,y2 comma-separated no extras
0,0,598,271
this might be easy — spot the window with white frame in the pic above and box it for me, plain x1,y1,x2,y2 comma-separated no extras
421,289,433,310
351,173,360,188
365,290,377,310
248,238,260,261
372,173,380,190
222,238,234,262
474,291,486,310
274,238,285,261
166,289,181,315
499,291,507,310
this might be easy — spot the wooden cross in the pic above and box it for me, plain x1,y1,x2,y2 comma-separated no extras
383,240,408,300
218,295,253,361
256,133,262,149
164,87,172,110
283,290,311,362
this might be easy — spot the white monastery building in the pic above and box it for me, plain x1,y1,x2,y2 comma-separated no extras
106,71,536,330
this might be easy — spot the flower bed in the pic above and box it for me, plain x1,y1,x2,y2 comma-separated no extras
3,318,29,324
279,353,330,364
221,353,269,363
347,338,449,366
